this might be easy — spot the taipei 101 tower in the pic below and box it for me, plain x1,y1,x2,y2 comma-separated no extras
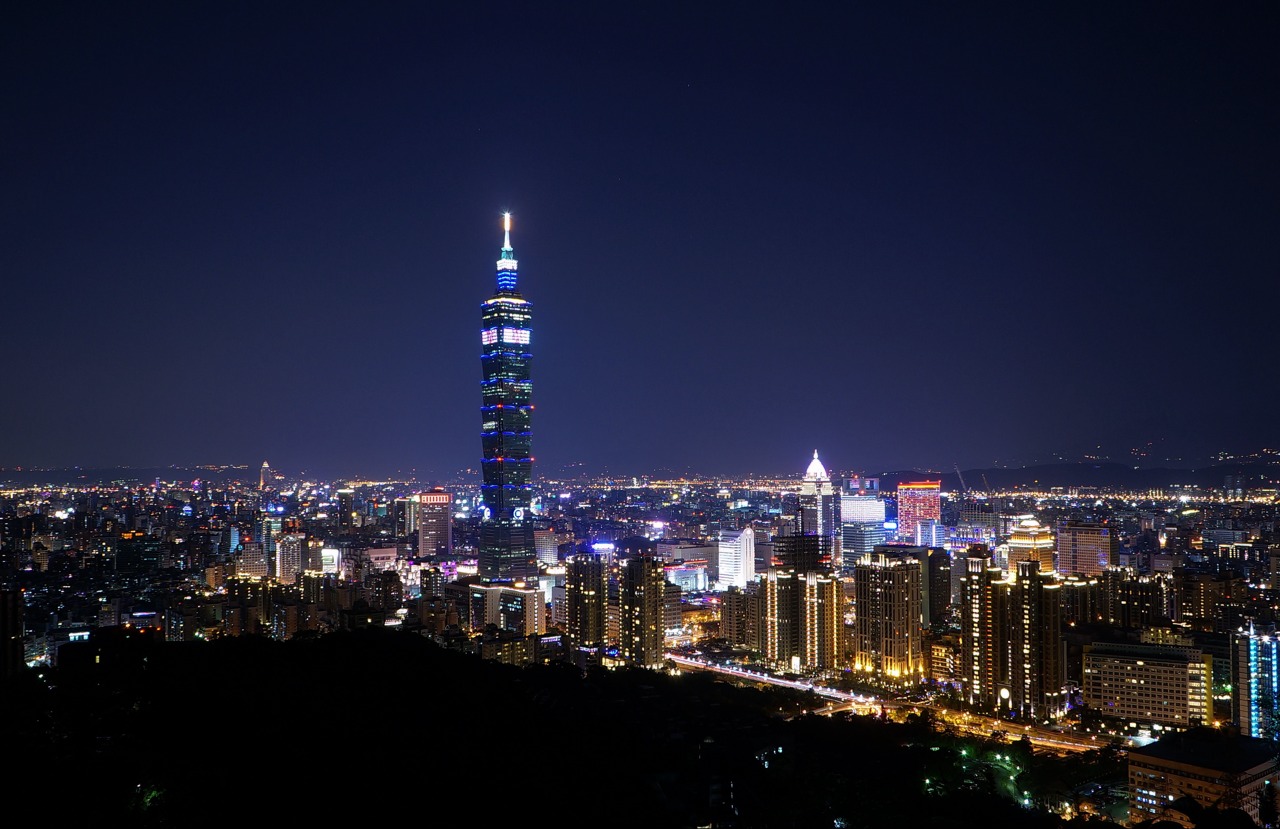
477,213,537,583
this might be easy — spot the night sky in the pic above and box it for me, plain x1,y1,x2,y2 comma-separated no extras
4,2,1277,481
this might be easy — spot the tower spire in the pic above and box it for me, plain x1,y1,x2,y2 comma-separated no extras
495,211,519,291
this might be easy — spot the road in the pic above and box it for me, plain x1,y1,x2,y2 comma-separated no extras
666,653,1103,754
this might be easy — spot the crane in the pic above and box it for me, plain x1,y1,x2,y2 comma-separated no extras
954,464,969,495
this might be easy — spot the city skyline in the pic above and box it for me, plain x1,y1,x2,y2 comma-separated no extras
3,4,1277,480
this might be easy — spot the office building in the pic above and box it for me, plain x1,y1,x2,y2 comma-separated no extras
417,489,453,558
478,213,537,584
1082,641,1212,730
716,526,755,591
1007,518,1054,573
1232,625,1279,741
336,488,356,532
840,477,886,565
393,497,419,537
1056,521,1118,577
895,481,941,545
799,451,840,570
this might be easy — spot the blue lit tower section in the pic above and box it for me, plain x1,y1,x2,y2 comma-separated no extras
478,213,537,583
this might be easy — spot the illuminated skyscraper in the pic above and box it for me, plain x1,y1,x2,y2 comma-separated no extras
619,554,666,668
478,213,536,583
716,526,755,590
1007,518,1055,573
895,481,941,545
851,551,924,684
1233,625,1279,741
1056,521,1118,577
336,488,356,533
961,545,1003,709
417,489,452,558
799,451,840,570
565,552,608,653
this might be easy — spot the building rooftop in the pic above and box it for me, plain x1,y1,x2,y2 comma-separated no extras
1129,726,1278,774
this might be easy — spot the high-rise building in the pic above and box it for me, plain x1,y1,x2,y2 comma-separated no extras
469,582,546,636
773,532,831,575
1100,567,1174,628
961,545,1003,709
716,526,755,590
1084,641,1212,730
895,481,941,546
619,554,666,669
393,497,419,537
840,478,887,564
1232,625,1279,742
255,514,283,576
259,460,270,490
417,489,452,558
851,551,924,683
478,213,536,584
1056,521,1118,576
799,451,840,570
336,488,356,533
1007,560,1065,719
762,568,840,672
275,533,305,584
1007,518,1055,573
565,552,608,653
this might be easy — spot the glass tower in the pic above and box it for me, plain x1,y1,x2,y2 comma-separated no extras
478,213,536,583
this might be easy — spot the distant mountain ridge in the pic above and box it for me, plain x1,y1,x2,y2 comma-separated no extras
874,461,1280,493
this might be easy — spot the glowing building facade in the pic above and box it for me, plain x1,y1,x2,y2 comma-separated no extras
1056,521,1118,577
716,526,755,590
895,481,941,545
1233,625,1280,741
799,451,840,570
851,551,924,683
1007,518,1055,573
478,214,536,583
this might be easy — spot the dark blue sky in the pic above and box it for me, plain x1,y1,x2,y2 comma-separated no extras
3,2,1277,481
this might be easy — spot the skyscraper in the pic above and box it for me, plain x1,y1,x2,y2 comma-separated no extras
417,489,452,558
799,451,840,570
478,213,536,584
1233,625,1279,741
895,481,941,546
336,488,356,533
619,554,667,669
1007,518,1055,573
716,526,755,591
565,552,608,653
851,551,924,683
1056,521,1118,577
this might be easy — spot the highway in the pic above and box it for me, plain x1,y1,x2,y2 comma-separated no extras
666,653,1105,754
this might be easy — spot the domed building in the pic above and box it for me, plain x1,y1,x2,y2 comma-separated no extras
798,450,840,572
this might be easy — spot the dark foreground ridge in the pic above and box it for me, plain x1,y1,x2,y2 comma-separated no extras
10,628,1112,828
